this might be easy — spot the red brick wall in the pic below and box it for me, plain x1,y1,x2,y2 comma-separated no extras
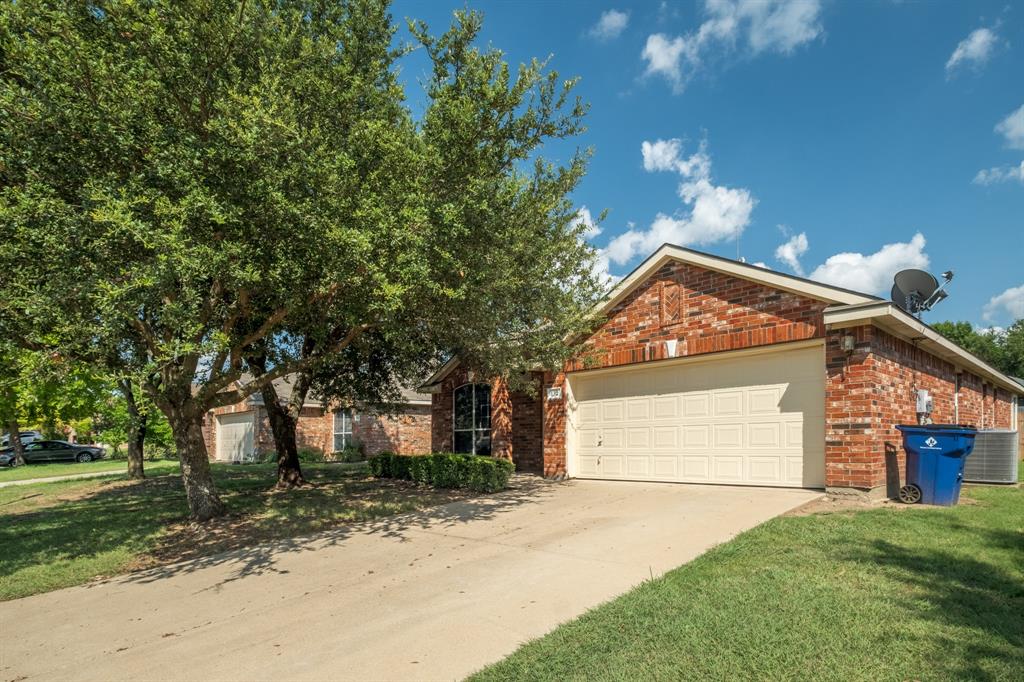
429,369,545,472
824,325,1015,493
568,261,828,371
203,401,431,459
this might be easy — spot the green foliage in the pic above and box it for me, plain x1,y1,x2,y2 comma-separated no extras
94,390,173,456
932,320,1024,378
368,451,393,478
1,1,600,516
390,452,413,481
370,452,514,492
296,447,326,463
331,446,367,463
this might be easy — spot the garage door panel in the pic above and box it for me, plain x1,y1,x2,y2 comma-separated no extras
626,456,649,476
626,399,650,420
786,457,804,483
682,425,709,448
602,401,625,421
652,397,679,419
569,344,825,488
682,456,709,479
578,428,600,449
579,403,600,424
652,426,678,448
682,394,710,417
748,387,782,415
713,391,744,417
713,424,744,448
627,428,650,448
653,456,678,477
578,455,599,476
713,456,744,481
748,456,782,482
785,421,803,447
748,422,781,448
602,428,625,448
601,455,624,475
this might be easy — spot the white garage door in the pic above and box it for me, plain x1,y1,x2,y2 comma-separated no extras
216,412,255,462
569,345,825,488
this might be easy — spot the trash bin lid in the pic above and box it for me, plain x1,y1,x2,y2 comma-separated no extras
896,424,977,434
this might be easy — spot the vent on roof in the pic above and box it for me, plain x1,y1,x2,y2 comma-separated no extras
963,430,1019,484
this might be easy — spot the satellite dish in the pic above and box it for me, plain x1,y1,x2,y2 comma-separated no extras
891,268,953,317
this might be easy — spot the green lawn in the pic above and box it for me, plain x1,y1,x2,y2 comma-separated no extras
473,480,1024,682
0,462,466,601
0,458,179,483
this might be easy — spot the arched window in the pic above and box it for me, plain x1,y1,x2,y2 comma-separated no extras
453,383,491,456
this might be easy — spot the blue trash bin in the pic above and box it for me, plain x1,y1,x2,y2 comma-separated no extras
895,424,977,506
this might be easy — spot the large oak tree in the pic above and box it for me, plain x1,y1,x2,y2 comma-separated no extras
1,1,603,520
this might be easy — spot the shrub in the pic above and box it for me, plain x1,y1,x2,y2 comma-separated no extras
368,452,514,492
330,445,365,463
368,452,393,478
297,447,326,463
390,452,413,481
409,455,433,484
466,455,514,492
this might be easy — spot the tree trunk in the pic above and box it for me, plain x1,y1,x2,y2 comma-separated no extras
120,380,147,480
165,404,226,521
248,351,307,488
6,418,25,466
261,385,306,488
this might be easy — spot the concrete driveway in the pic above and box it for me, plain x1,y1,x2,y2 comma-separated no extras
0,478,820,681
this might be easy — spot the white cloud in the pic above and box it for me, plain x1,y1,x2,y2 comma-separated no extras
808,233,929,295
589,9,630,41
574,206,602,239
983,283,1024,322
995,104,1024,150
641,34,692,92
641,0,823,93
946,27,998,75
607,138,755,265
774,231,809,275
973,161,1024,185
751,261,769,269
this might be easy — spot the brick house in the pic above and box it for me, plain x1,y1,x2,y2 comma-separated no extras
202,374,432,461
421,244,1022,499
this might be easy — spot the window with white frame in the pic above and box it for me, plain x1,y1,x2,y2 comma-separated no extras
453,383,491,456
333,408,354,451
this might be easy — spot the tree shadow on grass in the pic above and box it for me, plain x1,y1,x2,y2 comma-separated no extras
1,468,559,597
844,538,1024,679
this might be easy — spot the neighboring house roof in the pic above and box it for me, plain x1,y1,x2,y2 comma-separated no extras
231,373,432,408
421,243,1024,396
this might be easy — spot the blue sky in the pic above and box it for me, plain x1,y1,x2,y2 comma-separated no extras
391,0,1023,327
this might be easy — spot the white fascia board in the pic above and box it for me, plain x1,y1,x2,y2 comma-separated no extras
824,302,1024,394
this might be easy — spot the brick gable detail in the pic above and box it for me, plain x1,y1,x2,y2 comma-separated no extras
568,261,828,371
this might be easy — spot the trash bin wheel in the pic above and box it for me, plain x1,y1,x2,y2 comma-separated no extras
898,484,922,504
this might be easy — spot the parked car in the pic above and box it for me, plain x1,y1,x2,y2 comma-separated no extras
16,440,106,464
0,449,17,467
0,430,43,446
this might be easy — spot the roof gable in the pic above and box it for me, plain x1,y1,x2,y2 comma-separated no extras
598,244,877,319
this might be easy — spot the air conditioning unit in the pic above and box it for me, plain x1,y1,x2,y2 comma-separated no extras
963,430,1019,484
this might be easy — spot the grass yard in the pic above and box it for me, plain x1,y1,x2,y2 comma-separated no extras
0,462,468,601
0,458,179,483
473,479,1024,682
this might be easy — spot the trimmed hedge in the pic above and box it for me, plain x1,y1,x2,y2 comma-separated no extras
368,452,514,493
